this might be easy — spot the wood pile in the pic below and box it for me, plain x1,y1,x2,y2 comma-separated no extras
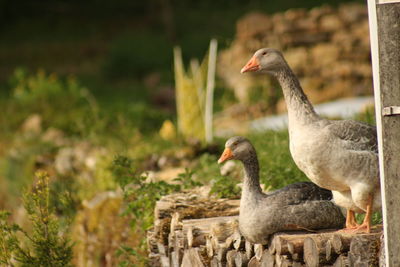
218,3,373,108
148,190,384,267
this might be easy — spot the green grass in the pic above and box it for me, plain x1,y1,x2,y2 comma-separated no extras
192,130,308,194
249,131,308,189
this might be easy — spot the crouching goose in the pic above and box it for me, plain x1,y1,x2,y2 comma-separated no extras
241,48,381,233
218,136,345,244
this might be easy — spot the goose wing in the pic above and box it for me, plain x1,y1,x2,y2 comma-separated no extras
265,182,332,205
326,120,377,152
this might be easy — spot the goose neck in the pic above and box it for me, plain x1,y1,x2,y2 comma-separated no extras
242,154,263,197
275,66,319,125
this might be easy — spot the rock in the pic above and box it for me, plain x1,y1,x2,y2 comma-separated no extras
54,142,97,175
299,77,324,93
310,43,340,67
321,61,353,78
41,127,67,146
55,147,75,175
351,21,371,48
21,114,42,135
355,63,372,78
307,79,354,103
85,156,97,170
319,14,344,32
309,5,334,20
218,44,263,103
236,12,271,42
273,13,292,35
284,8,308,22
284,47,309,74
338,2,368,24
157,156,170,169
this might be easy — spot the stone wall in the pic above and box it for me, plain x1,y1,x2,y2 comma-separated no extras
218,3,372,111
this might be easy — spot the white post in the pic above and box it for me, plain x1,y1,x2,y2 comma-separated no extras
205,39,218,144
367,1,400,266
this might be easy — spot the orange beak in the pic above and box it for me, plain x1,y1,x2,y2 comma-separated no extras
241,56,260,73
218,147,234,164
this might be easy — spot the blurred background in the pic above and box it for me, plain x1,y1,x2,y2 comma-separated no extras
0,0,376,266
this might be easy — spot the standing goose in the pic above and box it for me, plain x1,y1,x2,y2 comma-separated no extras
241,48,381,233
218,136,345,244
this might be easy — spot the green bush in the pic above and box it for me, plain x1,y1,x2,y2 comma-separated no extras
193,153,222,183
0,171,73,267
111,155,180,228
110,155,180,265
173,168,202,189
210,175,241,199
11,68,81,103
4,68,97,136
111,155,213,266
3,68,170,140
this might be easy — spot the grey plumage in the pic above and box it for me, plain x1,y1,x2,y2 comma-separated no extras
241,48,381,232
327,120,378,152
219,136,345,244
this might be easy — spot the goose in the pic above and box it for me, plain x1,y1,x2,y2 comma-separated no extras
218,136,345,244
240,48,381,233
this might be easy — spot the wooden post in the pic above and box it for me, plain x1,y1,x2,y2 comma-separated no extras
367,1,400,266
205,39,218,144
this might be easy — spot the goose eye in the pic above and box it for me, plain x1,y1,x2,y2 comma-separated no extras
262,52,267,56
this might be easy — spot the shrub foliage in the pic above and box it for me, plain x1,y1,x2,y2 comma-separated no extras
0,171,73,267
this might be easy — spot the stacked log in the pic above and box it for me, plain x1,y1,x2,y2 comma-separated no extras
217,3,372,109
148,190,240,266
148,190,383,266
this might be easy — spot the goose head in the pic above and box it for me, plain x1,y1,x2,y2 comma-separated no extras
241,48,286,75
218,136,256,164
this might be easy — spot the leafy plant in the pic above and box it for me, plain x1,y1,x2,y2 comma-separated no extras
210,175,241,199
4,68,98,137
0,171,73,267
112,155,180,228
355,212,383,226
0,211,18,266
174,168,202,189
11,68,82,103
110,155,180,266
193,153,222,184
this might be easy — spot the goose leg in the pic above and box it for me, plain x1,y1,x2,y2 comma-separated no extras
345,209,358,229
354,194,373,233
